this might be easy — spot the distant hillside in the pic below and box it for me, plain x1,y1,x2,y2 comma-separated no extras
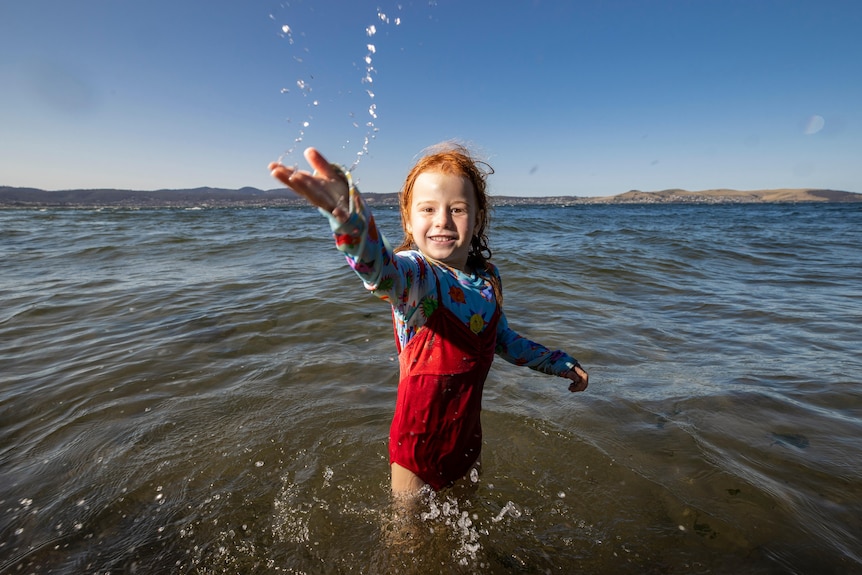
587,188,862,204
0,185,859,208
0,186,302,208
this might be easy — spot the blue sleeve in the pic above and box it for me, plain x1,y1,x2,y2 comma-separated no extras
323,184,437,347
495,311,580,377
489,265,580,377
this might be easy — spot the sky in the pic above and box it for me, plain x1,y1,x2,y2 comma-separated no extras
1,0,860,198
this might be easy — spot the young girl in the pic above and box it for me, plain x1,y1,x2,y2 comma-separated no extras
269,145,588,497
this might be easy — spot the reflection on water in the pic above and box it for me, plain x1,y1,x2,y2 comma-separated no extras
1,204,861,573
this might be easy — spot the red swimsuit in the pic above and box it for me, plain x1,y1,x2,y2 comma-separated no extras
388,275,501,490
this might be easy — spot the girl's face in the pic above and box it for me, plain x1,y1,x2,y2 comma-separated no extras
406,170,480,271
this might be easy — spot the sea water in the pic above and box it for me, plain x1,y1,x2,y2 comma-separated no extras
1,202,861,573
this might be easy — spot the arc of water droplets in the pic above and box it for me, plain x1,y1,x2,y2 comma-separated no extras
273,8,402,169
274,20,315,163
352,18,380,170
348,10,402,170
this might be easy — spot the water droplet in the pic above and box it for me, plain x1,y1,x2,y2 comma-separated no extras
492,501,522,523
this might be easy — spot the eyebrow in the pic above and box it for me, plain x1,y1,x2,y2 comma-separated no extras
413,199,469,206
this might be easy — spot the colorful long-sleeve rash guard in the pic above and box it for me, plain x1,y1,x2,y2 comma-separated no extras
324,184,579,377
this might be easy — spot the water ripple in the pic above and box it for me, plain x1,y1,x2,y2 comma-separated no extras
1,204,861,573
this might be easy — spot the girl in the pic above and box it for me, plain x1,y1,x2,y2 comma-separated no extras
269,145,588,497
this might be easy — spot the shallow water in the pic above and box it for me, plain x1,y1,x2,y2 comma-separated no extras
2,203,861,573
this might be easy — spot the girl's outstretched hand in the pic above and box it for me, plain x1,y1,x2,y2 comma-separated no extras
268,148,350,222
566,365,589,393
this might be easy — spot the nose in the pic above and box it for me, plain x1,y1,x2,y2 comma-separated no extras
433,209,453,228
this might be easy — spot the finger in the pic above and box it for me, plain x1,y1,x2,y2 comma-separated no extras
303,147,338,179
269,163,297,187
568,378,588,392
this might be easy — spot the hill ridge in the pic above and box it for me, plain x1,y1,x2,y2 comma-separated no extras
1,185,859,207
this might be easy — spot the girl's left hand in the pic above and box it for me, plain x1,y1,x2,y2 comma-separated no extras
566,365,589,393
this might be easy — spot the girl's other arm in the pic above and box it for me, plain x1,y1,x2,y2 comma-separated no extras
495,313,588,393
488,264,588,392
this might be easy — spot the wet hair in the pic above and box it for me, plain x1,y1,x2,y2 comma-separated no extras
395,142,495,272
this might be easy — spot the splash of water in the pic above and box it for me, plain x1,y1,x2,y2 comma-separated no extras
492,500,522,523
414,491,490,567
271,3,405,172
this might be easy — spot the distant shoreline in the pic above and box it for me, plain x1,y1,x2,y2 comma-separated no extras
1,185,859,208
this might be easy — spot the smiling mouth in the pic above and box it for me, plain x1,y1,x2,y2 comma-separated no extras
428,235,456,243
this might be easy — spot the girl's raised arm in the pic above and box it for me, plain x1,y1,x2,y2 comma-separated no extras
268,147,350,223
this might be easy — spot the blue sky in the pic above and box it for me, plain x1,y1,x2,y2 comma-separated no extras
1,0,860,197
